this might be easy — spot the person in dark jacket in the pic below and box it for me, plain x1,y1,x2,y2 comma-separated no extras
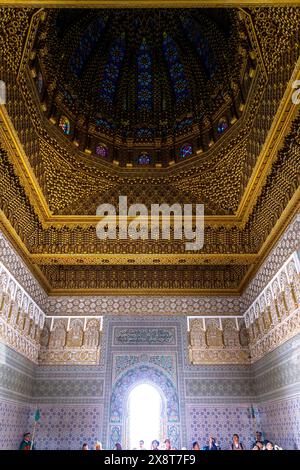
19,432,35,450
202,437,219,451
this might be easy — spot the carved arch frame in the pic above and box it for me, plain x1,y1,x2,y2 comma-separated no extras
108,364,181,450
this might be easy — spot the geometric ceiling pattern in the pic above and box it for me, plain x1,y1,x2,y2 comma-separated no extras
0,4,299,294
37,8,245,167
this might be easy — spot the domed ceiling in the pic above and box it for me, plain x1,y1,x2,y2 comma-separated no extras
33,9,252,167
1,6,299,295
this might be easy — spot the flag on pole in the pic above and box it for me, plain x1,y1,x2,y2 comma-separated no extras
34,409,41,422
30,408,40,450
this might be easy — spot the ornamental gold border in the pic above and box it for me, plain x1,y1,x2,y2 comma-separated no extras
1,1,300,7
30,253,256,266
48,288,241,296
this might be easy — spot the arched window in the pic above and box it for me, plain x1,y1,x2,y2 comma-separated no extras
138,152,151,165
127,384,162,450
96,144,108,157
137,40,153,111
163,34,189,103
180,143,193,158
59,116,71,135
217,117,228,134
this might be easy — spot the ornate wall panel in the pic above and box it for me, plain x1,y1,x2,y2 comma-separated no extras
0,262,45,363
1,318,299,449
242,214,300,309
0,233,47,309
113,327,176,346
186,404,254,450
32,404,104,450
0,344,36,449
188,316,249,365
251,333,300,402
258,397,300,450
33,378,104,403
101,317,186,449
112,354,177,382
0,258,103,365
45,294,242,316
0,400,33,450
0,343,36,402
244,252,300,361
185,379,253,398
38,316,102,365
251,333,300,450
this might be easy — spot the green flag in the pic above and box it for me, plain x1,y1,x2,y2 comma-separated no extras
34,409,40,422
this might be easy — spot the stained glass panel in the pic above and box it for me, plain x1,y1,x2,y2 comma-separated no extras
138,152,151,165
162,34,189,103
99,36,125,104
96,144,109,157
59,116,71,135
217,117,228,134
180,143,193,158
137,40,153,110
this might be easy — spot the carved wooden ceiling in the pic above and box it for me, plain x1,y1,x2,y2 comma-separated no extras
0,4,299,295
34,8,248,170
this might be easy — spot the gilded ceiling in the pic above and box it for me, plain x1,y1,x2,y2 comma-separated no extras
0,5,299,294
36,8,246,168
